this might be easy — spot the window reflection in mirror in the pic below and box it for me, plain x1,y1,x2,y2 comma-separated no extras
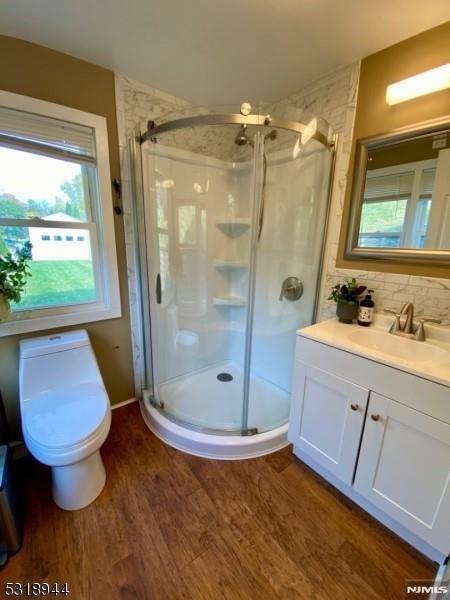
359,134,449,250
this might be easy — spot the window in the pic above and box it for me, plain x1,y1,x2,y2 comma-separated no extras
359,160,437,249
0,91,120,336
413,168,435,248
178,205,197,245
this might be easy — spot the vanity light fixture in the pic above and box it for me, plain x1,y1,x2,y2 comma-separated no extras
386,63,450,106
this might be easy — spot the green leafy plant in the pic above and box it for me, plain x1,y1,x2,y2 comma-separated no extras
0,241,33,304
328,278,366,305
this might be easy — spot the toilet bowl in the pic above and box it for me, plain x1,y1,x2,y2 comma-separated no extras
19,330,111,510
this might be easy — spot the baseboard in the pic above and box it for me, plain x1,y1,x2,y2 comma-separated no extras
111,398,137,410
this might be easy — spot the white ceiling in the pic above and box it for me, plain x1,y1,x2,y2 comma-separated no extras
0,1,449,106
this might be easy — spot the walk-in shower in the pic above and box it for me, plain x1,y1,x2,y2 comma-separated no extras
130,104,336,458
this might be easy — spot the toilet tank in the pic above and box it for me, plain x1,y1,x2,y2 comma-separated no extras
19,330,104,403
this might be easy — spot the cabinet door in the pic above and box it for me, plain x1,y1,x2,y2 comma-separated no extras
354,392,450,555
288,362,369,485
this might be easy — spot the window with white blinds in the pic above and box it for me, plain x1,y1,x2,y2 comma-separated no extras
0,106,96,163
359,160,437,250
419,168,436,199
0,90,120,336
364,170,414,202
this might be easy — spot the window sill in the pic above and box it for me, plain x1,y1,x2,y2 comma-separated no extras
0,303,122,337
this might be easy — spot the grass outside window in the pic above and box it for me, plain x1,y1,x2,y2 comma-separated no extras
12,260,96,310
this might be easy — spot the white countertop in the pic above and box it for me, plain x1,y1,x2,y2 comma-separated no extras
297,315,450,388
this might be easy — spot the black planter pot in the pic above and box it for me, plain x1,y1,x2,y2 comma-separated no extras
336,301,358,324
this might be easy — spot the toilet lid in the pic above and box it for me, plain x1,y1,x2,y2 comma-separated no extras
24,383,109,449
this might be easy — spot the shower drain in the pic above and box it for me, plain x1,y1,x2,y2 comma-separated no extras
217,372,233,382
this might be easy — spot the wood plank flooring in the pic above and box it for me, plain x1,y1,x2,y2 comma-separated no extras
0,403,435,599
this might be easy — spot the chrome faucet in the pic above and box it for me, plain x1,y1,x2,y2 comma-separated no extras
400,302,415,334
387,302,442,341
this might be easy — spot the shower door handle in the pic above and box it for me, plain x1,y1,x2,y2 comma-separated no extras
279,277,303,301
155,273,162,304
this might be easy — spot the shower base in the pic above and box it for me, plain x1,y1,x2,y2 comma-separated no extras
140,361,290,459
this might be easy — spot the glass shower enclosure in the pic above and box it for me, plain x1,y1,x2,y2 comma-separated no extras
131,107,336,457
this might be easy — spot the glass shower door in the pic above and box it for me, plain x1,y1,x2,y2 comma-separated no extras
141,127,258,433
139,120,333,437
245,131,333,432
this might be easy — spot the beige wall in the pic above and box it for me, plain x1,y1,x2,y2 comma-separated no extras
337,21,450,277
0,36,134,434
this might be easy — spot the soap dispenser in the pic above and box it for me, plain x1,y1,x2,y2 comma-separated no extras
358,290,375,327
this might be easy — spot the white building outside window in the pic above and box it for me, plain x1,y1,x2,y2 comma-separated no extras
29,213,91,261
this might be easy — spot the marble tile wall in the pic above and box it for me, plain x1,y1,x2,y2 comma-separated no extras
115,66,450,395
271,64,362,321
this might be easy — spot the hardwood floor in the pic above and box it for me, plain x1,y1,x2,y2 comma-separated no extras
1,403,435,599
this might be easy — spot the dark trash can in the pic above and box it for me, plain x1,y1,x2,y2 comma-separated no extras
0,444,22,565
0,390,23,566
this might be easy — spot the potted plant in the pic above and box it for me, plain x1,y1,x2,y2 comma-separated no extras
328,277,366,324
0,241,32,321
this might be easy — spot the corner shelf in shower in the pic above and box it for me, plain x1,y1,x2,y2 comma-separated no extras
215,218,250,237
213,260,249,269
213,295,247,307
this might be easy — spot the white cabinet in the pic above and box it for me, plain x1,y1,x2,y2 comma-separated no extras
289,363,369,485
289,335,450,561
354,392,450,556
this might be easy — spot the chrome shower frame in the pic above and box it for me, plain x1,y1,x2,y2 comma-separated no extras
140,112,334,148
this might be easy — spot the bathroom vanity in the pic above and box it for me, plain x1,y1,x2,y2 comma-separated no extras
288,315,450,564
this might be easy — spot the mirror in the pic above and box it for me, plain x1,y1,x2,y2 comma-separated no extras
346,117,450,264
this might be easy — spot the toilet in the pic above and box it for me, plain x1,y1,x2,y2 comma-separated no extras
19,330,111,511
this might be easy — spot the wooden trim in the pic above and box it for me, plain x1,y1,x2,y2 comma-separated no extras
111,397,137,410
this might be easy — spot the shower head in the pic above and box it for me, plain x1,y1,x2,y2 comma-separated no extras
234,125,252,147
234,126,278,147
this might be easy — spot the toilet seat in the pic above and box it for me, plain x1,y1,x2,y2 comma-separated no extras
24,382,108,450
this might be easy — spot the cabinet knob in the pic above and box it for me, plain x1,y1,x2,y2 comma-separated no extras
371,414,380,422
350,403,359,411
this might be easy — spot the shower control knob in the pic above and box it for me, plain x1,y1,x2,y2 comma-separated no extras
240,102,252,116
279,277,303,302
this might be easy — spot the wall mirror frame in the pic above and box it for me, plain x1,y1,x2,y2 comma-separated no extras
345,115,450,265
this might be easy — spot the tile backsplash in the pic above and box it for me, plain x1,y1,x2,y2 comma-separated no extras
321,271,450,323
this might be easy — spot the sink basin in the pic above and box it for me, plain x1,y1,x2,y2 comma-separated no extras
347,329,449,367
297,316,450,387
